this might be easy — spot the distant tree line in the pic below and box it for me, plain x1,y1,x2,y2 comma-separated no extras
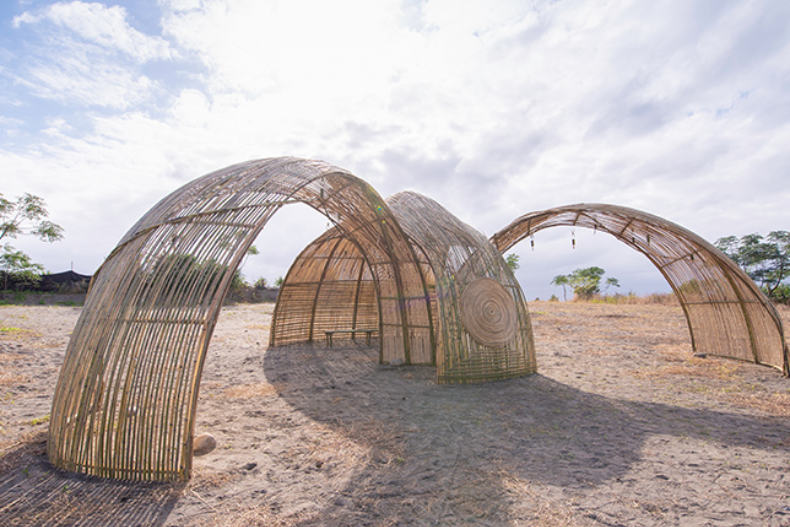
716,231,789,304
550,266,619,301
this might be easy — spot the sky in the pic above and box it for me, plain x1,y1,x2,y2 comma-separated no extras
1,0,789,301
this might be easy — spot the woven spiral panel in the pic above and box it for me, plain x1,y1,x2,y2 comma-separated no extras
386,191,536,383
459,278,518,348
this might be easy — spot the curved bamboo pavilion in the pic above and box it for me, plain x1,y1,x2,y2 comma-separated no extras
274,191,535,383
47,158,534,482
492,203,789,375
48,160,786,483
49,158,429,481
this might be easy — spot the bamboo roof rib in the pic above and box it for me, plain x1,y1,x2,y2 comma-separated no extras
491,203,789,375
48,161,786,484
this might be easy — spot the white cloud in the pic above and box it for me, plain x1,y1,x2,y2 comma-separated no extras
17,47,159,109
2,0,789,290
13,1,174,62
10,1,175,109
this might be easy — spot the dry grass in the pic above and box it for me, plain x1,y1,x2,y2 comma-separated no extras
0,353,26,362
720,392,790,417
497,466,586,527
567,293,680,306
192,503,299,527
0,352,30,387
633,358,742,381
0,327,37,339
0,371,29,388
222,382,283,399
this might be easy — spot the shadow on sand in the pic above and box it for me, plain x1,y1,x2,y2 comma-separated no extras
3,341,786,526
262,341,790,525
0,433,183,527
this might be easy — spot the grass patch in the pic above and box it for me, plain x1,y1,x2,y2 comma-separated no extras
28,414,50,426
222,382,282,399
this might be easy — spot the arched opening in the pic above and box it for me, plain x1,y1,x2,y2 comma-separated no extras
508,226,671,302
47,158,432,481
492,204,789,375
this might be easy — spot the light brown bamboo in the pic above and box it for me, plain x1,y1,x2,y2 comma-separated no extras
491,203,789,375
48,157,434,481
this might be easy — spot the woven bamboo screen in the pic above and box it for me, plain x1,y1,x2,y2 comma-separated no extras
491,203,789,375
48,157,433,481
270,227,382,351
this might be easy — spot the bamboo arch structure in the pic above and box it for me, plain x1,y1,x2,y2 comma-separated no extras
273,191,535,383
48,160,786,483
47,158,534,482
491,203,789,375
48,158,433,481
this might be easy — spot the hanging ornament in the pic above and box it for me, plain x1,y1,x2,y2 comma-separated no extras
530,234,535,251
571,230,576,249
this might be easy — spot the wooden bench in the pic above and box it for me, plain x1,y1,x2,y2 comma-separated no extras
325,328,378,347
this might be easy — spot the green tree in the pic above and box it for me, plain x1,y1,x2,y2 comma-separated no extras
716,231,790,302
604,276,621,292
568,266,606,299
551,266,619,301
550,274,570,301
0,193,64,290
505,253,520,271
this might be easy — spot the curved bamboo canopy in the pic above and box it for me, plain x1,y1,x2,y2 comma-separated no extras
48,157,434,481
491,203,789,375
48,159,534,482
274,191,536,383
387,192,534,383
48,160,785,483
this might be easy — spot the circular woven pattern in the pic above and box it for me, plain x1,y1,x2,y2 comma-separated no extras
459,277,518,347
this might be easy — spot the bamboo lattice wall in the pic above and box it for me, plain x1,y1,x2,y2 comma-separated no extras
491,203,789,375
270,228,381,350
387,192,536,383
48,157,433,481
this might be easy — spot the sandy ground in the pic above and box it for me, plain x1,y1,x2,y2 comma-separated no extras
1,299,789,526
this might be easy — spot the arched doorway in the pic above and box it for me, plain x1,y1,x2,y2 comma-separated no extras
48,157,432,481
492,203,789,375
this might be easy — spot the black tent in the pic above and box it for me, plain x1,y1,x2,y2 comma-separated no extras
38,271,92,291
